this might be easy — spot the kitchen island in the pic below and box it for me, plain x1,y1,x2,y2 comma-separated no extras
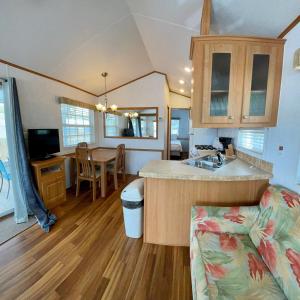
139,158,272,246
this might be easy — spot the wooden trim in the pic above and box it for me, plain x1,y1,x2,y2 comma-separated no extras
169,90,191,99
63,147,164,156
104,106,158,111
139,113,156,117
200,0,211,35
0,59,191,99
190,35,286,59
98,71,162,96
0,59,98,97
97,71,191,99
154,71,171,91
0,58,190,99
58,97,96,111
167,106,171,160
103,107,159,140
96,146,164,154
277,15,300,38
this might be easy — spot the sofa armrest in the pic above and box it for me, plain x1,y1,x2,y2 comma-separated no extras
191,205,260,235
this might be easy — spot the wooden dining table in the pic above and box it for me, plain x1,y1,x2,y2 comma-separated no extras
68,148,117,198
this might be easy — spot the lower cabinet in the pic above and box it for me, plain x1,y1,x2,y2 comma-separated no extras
40,175,66,209
31,157,66,209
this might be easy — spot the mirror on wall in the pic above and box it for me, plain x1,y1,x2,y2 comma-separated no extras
103,107,158,139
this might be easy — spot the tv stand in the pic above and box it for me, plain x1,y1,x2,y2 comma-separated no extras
31,157,66,209
31,154,55,161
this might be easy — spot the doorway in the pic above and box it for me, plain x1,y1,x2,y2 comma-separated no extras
167,108,190,160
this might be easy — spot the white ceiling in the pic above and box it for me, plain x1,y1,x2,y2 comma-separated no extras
0,0,299,96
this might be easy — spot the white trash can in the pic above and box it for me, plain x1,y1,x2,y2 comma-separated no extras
121,178,144,238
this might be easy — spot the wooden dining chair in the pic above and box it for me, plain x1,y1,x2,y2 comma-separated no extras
107,144,125,190
75,147,101,202
77,142,88,148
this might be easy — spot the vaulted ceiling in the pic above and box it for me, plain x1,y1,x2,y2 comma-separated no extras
0,0,299,97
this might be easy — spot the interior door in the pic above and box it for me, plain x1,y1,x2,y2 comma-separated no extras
241,43,279,124
202,42,244,124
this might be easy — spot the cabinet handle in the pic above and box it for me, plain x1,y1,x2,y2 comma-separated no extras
228,116,233,120
243,115,249,119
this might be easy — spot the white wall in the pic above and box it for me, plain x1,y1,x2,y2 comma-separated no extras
98,73,168,150
169,92,191,108
265,23,300,193
0,63,98,187
125,150,162,174
217,24,300,193
190,128,218,150
97,73,169,173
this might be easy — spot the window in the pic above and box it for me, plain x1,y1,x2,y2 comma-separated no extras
171,119,180,135
140,116,156,138
105,113,119,136
238,129,265,154
60,104,95,147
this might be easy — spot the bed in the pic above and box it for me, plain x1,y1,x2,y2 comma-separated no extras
170,139,183,157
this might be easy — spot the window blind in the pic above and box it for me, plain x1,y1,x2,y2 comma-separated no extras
60,103,95,147
238,129,265,154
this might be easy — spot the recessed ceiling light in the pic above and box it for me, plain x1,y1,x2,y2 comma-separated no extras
191,88,194,93
184,67,192,73
191,79,194,84
180,89,185,93
179,79,185,84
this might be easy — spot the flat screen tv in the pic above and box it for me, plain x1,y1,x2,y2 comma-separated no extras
28,129,60,160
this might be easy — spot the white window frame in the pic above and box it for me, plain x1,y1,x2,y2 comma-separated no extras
60,103,95,147
237,128,265,155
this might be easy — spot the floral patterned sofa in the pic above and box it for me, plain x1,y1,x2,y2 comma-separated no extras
190,185,300,300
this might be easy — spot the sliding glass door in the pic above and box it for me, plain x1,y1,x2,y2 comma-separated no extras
0,82,14,218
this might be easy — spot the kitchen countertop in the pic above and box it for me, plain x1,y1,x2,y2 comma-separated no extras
139,158,272,181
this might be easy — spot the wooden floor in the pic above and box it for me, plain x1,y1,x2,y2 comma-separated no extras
0,175,192,300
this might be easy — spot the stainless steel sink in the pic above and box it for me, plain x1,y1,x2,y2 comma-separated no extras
183,155,235,171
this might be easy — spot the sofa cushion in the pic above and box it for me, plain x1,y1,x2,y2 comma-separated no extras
195,230,285,299
249,185,300,300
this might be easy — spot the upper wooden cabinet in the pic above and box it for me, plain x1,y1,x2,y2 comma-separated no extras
190,36,285,128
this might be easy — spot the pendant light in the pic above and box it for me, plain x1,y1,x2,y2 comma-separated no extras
124,112,139,118
96,72,118,112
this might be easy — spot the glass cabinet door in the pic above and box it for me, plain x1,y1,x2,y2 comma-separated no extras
242,44,278,124
202,43,244,124
210,53,231,117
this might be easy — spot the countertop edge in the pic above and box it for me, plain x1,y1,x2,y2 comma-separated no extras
139,171,272,181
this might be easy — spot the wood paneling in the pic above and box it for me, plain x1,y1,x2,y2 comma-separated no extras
0,175,192,299
144,178,269,246
277,15,300,38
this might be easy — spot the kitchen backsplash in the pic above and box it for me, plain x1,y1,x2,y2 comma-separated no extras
236,150,273,174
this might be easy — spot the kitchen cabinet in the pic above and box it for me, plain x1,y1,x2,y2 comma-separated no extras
190,36,285,128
